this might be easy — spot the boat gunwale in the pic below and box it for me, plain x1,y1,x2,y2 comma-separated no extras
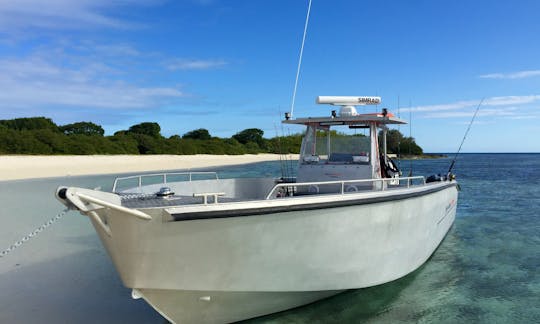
168,181,457,221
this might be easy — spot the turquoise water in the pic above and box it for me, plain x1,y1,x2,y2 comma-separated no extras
1,154,539,323
249,154,540,323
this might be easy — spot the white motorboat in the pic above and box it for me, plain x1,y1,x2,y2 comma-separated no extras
55,96,458,323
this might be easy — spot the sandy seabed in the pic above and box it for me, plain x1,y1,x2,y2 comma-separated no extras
0,154,292,181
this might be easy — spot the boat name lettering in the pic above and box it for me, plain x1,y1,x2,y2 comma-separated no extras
357,97,380,104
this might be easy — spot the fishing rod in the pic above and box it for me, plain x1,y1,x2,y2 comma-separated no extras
408,100,413,177
447,98,484,174
396,95,401,169
274,123,287,180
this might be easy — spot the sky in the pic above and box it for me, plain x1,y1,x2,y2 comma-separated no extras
0,0,539,152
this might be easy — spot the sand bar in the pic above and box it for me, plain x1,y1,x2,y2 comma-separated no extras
0,154,295,181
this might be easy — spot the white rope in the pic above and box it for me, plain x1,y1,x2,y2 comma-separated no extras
290,0,312,118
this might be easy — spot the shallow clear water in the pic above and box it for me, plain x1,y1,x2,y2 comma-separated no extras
1,154,539,323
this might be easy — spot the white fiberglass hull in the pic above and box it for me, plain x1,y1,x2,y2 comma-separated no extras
62,181,457,323
133,288,341,323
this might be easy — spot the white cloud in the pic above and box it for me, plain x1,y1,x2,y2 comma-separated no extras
0,55,184,110
166,59,228,70
508,115,539,120
405,100,479,112
401,95,540,121
454,120,496,125
91,44,141,57
0,39,237,119
424,107,519,119
405,95,540,113
483,95,540,106
479,70,540,79
0,0,161,31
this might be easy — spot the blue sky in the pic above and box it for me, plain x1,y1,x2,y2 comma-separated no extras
0,0,539,152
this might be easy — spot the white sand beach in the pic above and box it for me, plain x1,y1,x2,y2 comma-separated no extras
0,154,295,181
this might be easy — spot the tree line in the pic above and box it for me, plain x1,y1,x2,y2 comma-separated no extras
379,129,423,156
0,117,422,155
0,117,302,155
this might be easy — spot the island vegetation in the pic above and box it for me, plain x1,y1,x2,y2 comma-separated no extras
0,117,426,156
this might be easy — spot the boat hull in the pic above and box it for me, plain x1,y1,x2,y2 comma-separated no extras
80,182,457,323
133,288,341,323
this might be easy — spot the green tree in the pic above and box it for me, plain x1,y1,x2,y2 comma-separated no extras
401,137,423,155
379,129,423,155
0,117,59,132
33,129,66,153
222,138,246,155
60,122,105,136
0,116,385,155
268,134,303,154
0,128,52,154
232,128,266,149
64,135,97,154
113,130,129,136
109,134,140,154
200,139,226,154
182,128,211,140
128,122,161,138
379,129,404,154
129,134,167,154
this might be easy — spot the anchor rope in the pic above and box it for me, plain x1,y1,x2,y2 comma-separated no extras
0,208,69,258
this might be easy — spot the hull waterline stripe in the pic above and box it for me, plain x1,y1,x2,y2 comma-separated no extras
171,182,457,221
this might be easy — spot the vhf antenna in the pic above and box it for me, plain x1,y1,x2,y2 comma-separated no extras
289,0,312,119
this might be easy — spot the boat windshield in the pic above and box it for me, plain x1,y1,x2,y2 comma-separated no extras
301,127,371,164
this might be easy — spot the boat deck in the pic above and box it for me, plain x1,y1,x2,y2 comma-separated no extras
119,193,244,208
114,172,429,209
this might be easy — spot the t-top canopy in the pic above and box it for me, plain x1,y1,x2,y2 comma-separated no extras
282,113,407,127
284,95,407,127
317,96,381,105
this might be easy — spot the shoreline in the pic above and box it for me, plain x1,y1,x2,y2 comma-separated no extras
0,154,297,181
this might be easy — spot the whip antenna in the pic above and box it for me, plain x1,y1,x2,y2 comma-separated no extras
448,98,484,174
290,0,312,118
